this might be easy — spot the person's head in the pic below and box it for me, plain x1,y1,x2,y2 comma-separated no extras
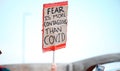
0,50,2,55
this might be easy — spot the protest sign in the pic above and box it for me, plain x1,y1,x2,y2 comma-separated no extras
42,1,68,52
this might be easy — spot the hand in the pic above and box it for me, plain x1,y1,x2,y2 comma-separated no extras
51,63,56,71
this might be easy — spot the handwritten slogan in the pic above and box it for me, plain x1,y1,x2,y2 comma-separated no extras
42,1,68,52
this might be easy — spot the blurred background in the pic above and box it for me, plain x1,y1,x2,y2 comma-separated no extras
0,0,120,65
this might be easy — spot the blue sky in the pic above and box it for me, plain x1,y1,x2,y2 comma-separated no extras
0,0,120,64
